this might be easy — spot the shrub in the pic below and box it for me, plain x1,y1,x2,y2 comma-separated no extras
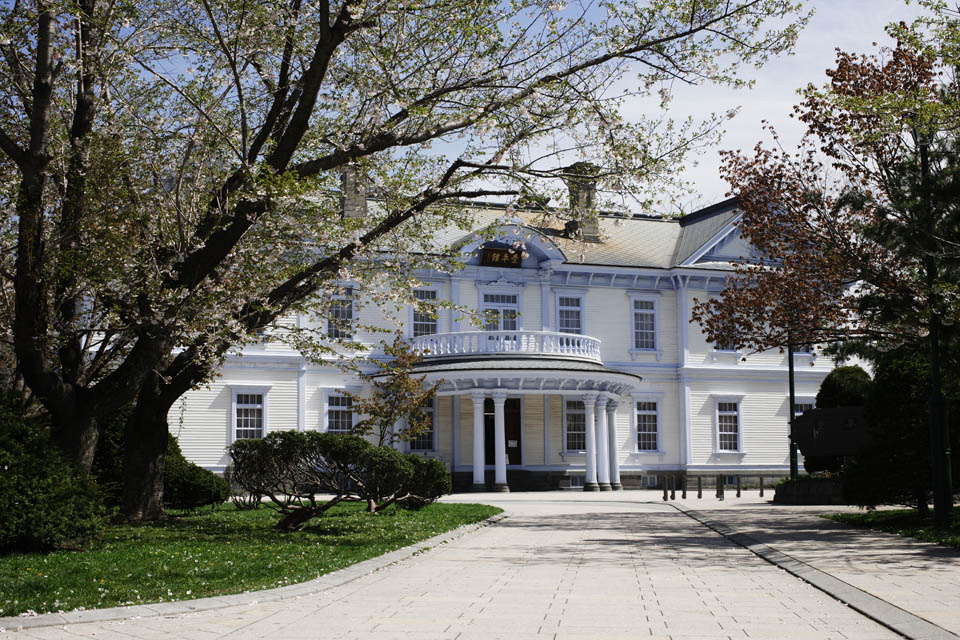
400,455,451,510
163,435,230,510
229,431,447,530
842,351,960,514
804,365,873,474
0,403,104,553
223,464,262,510
815,365,872,408
89,404,133,507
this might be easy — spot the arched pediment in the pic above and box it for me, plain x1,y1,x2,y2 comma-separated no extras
454,222,567,267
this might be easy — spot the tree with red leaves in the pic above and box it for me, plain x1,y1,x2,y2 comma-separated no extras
693,15,960,522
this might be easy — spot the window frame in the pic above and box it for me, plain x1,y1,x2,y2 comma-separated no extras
630,391,665,456
633,398,661,453
327,285,355,340
563,398,587,453
410,286,440,338
325,390,355,434
793,396,816,420
627,293,659,357
408,398,436,452
230,385,271,442
554,289,585,336
477,282,523,331
713,394,744,454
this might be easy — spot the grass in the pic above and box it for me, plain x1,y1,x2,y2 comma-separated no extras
825,506,960,548
0,501,501,617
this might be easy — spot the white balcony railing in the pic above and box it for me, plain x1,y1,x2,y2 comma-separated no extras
411,330,602,363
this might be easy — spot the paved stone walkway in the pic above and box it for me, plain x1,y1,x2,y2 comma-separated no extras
7,493,903,639
673,498,960,637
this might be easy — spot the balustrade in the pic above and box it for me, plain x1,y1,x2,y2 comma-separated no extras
411,330,602,362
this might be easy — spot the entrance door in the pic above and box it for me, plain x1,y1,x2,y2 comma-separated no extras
484,398,522,466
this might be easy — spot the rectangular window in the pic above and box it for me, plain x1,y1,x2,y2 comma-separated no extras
328,394,353,433
632,299,656,349
409,399,434,451
482,293,518,331
636,401,658,451
558,296,582,335
235,393,264,440
328,287,354,339
794,343,813,354
717,401,740,452
413,289,438,337
794,402,814,419
565,400,586,451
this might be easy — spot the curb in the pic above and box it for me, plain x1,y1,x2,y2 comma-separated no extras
0,511,509,633
669,502,959,640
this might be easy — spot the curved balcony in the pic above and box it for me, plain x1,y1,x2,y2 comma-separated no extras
411,330,602,363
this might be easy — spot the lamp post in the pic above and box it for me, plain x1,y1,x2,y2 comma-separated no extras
788,339,798,480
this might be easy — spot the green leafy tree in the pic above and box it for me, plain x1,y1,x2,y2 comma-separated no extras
0,0,809,521
343,335,441,447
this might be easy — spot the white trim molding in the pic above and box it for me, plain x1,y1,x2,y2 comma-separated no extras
230,385,271,442
630,391,666,459
627,292,662,361
712,393,745,456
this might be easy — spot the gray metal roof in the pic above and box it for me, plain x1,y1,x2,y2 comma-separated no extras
407,198,742,270
672,198,741,265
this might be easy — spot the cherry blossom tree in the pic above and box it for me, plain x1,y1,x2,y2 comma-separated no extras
0,0,809,519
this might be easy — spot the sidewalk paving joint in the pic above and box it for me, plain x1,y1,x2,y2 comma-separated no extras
670,502,960,640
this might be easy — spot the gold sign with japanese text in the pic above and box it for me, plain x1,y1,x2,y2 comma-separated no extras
480,247,523,268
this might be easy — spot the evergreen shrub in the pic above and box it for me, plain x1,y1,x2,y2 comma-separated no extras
0,402,104,553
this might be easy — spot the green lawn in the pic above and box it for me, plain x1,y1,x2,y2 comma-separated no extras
825,506,960,548
0,502,501,617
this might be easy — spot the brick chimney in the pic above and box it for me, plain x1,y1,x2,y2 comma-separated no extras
564,161,601,242
340,166,367,219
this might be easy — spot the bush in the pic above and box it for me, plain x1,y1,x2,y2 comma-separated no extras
223,464,262,510
804,365,873,474
400,455,452,510
229,431,450,530
0,402,104,553
815,365,872,408
842,351,960,513
89,404,133,507
163,435,230,510
91,405,229,511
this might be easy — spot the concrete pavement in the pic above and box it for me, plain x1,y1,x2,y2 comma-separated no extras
4,491,960,639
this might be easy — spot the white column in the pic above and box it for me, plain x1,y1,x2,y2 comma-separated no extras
492,390,509,491
583,391,599,491
538,268,553,331
596,394,611,491
607,399,622,490
471,390,486,490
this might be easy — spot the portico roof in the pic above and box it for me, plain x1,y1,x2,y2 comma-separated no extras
412,358,640,396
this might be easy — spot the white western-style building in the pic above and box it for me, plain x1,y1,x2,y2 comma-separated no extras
170,192,830,492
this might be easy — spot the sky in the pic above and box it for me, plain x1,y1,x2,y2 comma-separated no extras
656,0,928,211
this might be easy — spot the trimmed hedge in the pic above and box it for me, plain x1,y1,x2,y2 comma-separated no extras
0,403,104,554
164,435,230,510
229,431,452,530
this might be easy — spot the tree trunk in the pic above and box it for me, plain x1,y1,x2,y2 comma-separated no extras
51,409,99,474
120,372,171,522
